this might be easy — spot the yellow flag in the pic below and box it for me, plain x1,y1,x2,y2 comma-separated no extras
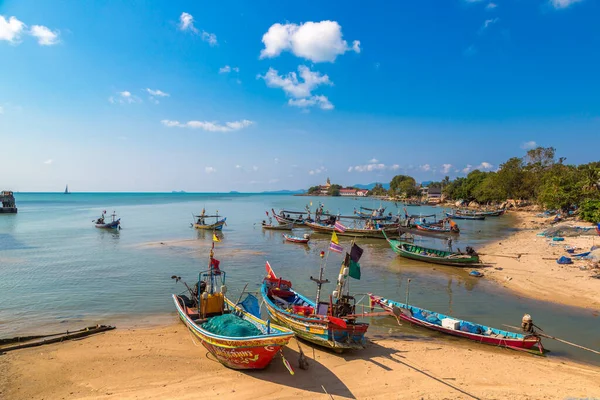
212,233,221,242
310,201,313,206
331,231,339,245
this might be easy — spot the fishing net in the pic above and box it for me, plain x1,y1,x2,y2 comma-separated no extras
201,314,262,337
541,225,597,238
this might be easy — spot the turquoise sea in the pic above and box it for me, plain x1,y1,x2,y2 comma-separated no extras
1,193,598,366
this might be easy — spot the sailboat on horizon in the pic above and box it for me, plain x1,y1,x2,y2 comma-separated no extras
64,184,70,194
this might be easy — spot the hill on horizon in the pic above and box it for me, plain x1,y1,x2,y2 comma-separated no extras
352,182,391,190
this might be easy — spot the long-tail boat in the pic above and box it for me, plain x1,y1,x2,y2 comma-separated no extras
415,219,460,234
172,245,294,370
369,294,543,352
271,208,308,226
445,212,485,221
261,255,369,352
94,211,121,229
304,220,398,239
262,222,293,230
354,206,391,220
283,233,310,244
455,209,505,217
193,210,226,230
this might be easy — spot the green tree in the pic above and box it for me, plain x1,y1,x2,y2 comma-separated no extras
537,164,582,211
368,183,387,196
307,186,320,194
389,175,418,197
327,184,342,196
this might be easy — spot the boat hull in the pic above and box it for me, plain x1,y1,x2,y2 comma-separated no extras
261,283,368,351
95,219,120,229
172,295,293,370
282,234,310,244
193,218,226,230
388,240,480,267
445,213,485,221
416,224,459,234
370,295,541,351
262,223,293,230
305,221,398,239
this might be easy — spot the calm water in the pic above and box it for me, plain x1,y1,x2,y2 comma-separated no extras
1,193,598,366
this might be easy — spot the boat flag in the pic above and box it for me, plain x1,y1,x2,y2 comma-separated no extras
212,233,221,242
329,242,343,253
348,243,363,280
265,211,269,216
331,231,339,245
334,221,347,233
266,261,277,279
210,257,221,274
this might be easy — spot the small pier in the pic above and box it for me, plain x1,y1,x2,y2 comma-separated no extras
0,190,17,213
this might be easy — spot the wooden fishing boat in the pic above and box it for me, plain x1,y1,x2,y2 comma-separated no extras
369,294,543,352
455,209,505,217
416,222,460,234
384,233,480,267
283,233,310,244
261,262,369,352
388,239,479,267
397,224,454,238
445,212,485,220
94,211,120,229
262,222,293,230
354,206,391,220
304,220,398,239
193,210,226,230
172,249,294,370
271,208,307,226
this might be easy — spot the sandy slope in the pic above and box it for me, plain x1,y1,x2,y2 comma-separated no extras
1,325,599,400
477,211,600,311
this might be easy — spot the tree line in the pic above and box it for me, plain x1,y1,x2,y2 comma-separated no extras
387,147,600,223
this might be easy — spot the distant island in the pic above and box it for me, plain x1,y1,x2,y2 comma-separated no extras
304,178,370,197
171,190,186,193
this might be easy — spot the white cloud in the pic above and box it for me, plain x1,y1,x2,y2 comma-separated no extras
0,15,26,44
477,162,494,170
219,65,231,74
146,88,169,97
348,163,401,173
309,166,327,175
369,158,379,163
420,164,431,172
462,164,473,174
43,159,53,165
274,158,279,164
258,66,332,98
205,166,216,174
179,12,217,46
482,18,499,30
161,119,253,132
260,20,360,63
235,165,242,169
252,166,259,171
288,95,333,110
441,164,453,174
486,2,498,9
232,67,240,73
521,141,537,149
30,25,59,45
109,91,141,104
550,0,582,9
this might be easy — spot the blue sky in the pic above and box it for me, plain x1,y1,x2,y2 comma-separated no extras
1,0,599,192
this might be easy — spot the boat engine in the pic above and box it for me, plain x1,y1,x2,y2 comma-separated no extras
466,246,478,256
303,233,310,240
332,295,355,318
521,314,534,333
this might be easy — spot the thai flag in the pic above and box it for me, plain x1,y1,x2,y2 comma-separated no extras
329,242,343,253
334,221,346,233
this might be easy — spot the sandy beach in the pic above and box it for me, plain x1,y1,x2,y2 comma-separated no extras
2,323,599,400
477,211,600,311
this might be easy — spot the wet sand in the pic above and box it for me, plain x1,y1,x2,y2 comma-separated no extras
477,211,600,311
1,324,599,400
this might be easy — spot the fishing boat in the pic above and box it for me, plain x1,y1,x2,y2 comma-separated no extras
193,210,226,230
305,220,398,239
283,233,310,244
455,209,505,217
271,208,308,226
383,232,480,267
354,206,391,220
262,222,293,230
94,211,120,229
369,294,543,352
261,252,369,352
415,219,460,234
445,212,485,221
172,246,294,370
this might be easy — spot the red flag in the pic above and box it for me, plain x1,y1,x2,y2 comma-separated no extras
265,261,277,279
210,258,221,273
266,211,269,216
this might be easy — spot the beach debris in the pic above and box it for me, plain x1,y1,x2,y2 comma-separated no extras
557,256,573,265
0,325,115,353
469,270,484,277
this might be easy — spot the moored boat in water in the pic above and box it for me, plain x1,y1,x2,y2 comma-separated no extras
193,209,226,230
94,211,120,229
282,233,310,244
305,220,398,239
369,294,543,352
445,212,485,221
383,232,480,267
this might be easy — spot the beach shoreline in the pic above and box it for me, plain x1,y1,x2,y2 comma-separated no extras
476,210,600,311
2,323,599,400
